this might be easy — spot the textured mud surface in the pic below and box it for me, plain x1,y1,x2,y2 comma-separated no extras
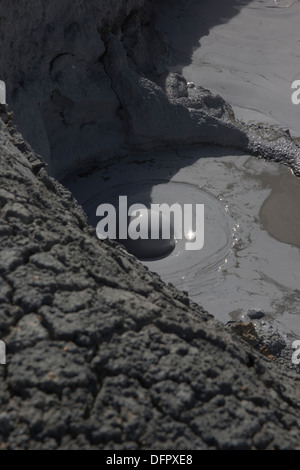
1,0,300,450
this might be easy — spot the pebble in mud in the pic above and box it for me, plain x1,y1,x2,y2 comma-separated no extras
248,310,266,320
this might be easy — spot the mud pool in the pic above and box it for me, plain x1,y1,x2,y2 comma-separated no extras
65,146,300,340
64,0,300,342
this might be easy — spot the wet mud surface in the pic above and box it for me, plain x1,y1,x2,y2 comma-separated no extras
65,145,300,340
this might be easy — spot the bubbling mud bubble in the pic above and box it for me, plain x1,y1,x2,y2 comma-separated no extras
80,178,234,288
118,208,176,260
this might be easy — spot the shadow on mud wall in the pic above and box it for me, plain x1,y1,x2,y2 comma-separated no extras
154,0,256,72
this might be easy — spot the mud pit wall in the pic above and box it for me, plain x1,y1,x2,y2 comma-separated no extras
0,0,147,178
1,0,300,180
0,0,253,180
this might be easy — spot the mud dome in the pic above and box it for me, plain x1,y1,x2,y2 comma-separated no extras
65,146,300,340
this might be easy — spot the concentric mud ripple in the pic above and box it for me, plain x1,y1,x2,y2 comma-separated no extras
83,178,235,292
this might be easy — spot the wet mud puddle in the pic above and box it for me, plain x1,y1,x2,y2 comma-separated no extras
65,146,300,339
66,147,300,337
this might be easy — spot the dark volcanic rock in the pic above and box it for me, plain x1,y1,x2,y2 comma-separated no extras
1,105,300,450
